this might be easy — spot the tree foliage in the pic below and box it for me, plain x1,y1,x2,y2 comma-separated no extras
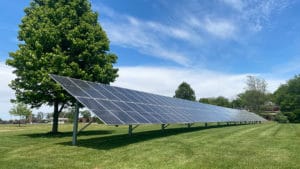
6,0,118,133
273,75,300,122
274,112,289,123
245,75,267,93
237,76,269,113
174,82,196,101
81,110,91,119
9,103,32,125
274,75,300,112
199,96,231,108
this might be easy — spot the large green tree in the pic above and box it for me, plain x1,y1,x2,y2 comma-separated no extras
6,0,118,133
174,82,196,101
274,75,300,111
274,75,300,122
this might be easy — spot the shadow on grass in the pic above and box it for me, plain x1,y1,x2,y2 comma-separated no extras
59,124,243,150
21,130,114,138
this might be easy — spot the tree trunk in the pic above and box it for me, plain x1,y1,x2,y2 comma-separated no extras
52,101,59,133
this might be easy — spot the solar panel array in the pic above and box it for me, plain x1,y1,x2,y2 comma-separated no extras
50,74,266,125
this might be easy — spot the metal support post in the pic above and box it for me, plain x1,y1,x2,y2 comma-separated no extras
205,122,208,127
161,124,165,131
72,102,79,146
128,125,139,136
161,124,169,131
128,125,133,136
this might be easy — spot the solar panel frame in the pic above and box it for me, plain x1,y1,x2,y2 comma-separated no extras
50,74,266,125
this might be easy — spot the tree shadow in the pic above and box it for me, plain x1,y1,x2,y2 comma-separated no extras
58,124,242,150
21,130,114,138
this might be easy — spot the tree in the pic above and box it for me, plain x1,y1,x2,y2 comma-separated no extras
238,76,269,113
245,75,267,93
81,110,91,121
9,103,32,126
36,112,44,122
199,98,210,104
6,0,118,133
231,98,243,109
274,75,300,122
199,96,231,108
274,75,300,112
174,82,196,101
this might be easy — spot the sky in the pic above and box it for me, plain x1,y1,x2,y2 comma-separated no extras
1,0,300,120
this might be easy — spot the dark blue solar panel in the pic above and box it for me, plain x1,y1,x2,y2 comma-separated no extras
50,74,266,125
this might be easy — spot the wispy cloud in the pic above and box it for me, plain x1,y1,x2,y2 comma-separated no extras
222,0,244,11
92,1,292,68
203,18,236,39
222,0,292,31
95,4,194,66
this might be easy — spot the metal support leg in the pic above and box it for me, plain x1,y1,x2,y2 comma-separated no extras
128,125,133,136
72,102,79,146
78,120,93,134
161,124,169,131
161,124,165,131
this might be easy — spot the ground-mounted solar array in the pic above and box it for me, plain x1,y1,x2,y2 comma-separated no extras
50,74,266,125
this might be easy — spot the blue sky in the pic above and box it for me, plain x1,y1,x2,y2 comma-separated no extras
0,0,300,120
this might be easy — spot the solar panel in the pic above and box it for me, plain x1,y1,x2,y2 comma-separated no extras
50,74,266,125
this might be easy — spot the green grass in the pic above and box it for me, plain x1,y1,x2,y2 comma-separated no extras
0,122,300,169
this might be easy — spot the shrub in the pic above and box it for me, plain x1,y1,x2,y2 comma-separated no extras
275,113,289,123
292,109,300,123
283,112,295,122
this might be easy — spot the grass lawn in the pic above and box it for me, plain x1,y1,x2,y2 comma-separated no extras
0,122,300,169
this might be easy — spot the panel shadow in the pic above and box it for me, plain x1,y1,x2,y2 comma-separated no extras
58,124,241,150
21,130,113,138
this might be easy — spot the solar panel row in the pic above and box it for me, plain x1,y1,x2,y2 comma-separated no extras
50,74,266,125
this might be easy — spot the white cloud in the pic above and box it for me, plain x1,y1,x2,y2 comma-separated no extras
222,0,244,11
113,66,284,99
231,0,291,32
203,18,237,39
0,62,15,119
97,5,193,66
0,62,52,120
103,21,190,66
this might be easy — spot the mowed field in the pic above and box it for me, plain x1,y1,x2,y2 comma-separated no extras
0,122,300,169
